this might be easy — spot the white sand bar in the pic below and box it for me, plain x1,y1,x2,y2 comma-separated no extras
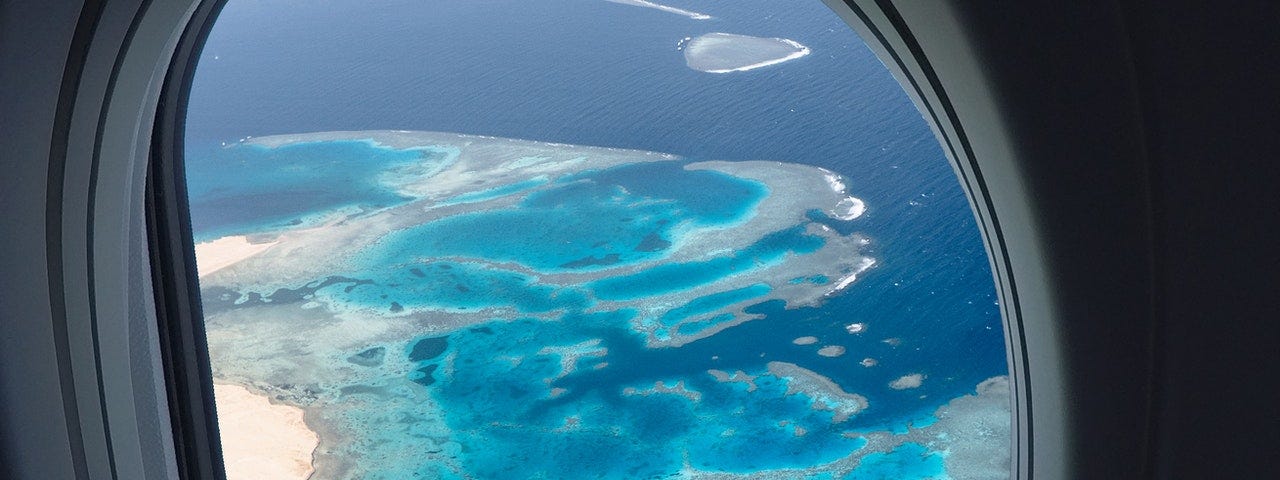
684,33,810,73
215,384,318,480
195,236,278,278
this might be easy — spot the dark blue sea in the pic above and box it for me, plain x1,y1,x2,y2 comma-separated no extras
187,0,1007,477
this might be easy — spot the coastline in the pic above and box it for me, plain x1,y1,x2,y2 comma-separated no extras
214,383,319,480
195,235,279,278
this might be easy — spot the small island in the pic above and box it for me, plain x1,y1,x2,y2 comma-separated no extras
683,32,811,73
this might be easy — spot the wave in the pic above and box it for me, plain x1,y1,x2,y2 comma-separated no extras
604,0,712,20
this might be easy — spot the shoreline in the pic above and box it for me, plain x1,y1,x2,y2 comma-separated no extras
214,383,319,480
195,235,279,278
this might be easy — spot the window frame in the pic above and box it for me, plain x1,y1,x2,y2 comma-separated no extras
149,1,231,478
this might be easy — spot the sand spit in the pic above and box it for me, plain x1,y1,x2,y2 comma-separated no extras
214,384,318,480
195,236,278,278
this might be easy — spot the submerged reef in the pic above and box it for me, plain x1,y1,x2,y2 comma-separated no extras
202,131,873,348
767,361,869,423
196,130,1006,479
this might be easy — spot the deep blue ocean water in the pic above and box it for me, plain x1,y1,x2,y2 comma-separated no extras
188,0,1007,477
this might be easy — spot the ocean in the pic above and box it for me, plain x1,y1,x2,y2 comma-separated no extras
186,0,1007,477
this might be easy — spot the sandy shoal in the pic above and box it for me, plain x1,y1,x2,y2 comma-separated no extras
195,236,278,278
214,384,318,480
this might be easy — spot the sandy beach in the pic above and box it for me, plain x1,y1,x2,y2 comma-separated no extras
195,236,278,277
214,383,318,480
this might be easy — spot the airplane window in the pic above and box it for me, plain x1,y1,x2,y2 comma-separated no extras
183,0,1010,478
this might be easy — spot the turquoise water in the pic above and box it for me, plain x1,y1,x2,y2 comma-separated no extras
444,176,549,205
368,162,766,272
320,260,591,314
195,138,907,475
312,160,783,320
588,225,824,300
193,135,1001,478
422,311,870,478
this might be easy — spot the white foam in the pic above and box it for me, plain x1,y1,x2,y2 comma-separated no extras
831,196,865,220
820,169,847,193
832,275,858,291
605,0,712,20
829,257,876,293
701,39,811,73
820,170,866,220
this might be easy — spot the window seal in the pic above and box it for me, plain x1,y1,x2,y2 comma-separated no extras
822,0,1031,477
146,1,230,479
